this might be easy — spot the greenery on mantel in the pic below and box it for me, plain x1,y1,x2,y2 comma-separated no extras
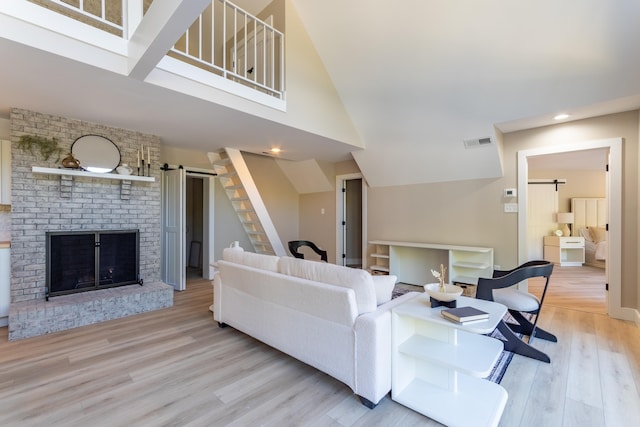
17,135,64,162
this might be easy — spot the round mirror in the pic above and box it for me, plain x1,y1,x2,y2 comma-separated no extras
71,135,120,173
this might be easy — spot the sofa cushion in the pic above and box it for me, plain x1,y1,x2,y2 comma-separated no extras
371,274,397,305
277,256,377,314
222,248,279,272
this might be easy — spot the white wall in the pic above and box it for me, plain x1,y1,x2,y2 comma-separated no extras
297,111,639,310
0,117,9,139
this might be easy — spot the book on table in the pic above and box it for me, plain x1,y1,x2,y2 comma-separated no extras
441,306,489,323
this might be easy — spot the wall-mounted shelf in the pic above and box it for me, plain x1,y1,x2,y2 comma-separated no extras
32,166,154,200
32,167,155,182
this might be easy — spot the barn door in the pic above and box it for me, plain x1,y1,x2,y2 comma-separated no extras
527,182,558,259
162,168,186,291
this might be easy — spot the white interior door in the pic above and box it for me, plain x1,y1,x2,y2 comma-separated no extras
527,183,558,259
344,178,363,267
162,168,186,291
336,173,366,267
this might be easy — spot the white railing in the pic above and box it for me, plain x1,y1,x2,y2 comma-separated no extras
170,0,285,100
34,0,129,38
25,0,285,100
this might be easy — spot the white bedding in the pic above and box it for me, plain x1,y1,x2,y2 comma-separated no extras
585,239,607,261
594,240,607,261
581,227,607,268
572,198,607,265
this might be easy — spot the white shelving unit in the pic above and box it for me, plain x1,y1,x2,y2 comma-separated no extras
392,294,508,426
368,240,493,286
369,242,390,274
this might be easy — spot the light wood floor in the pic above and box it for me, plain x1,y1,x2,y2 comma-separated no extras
529,264,607,315
0,275,638,427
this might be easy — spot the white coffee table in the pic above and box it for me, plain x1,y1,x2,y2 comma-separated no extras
392,294,508,427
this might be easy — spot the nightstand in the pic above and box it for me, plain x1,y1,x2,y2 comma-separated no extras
543,236,585,266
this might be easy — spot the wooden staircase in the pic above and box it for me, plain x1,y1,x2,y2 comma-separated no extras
209,148,286,256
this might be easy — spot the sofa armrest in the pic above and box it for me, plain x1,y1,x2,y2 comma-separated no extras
212,271,222,322
353,291,420,405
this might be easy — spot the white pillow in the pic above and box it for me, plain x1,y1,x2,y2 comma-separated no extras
222,247,279,272
240,251,279,272
277,256,377,314
579,228,592,241
222,247,245,263
371,274,397,305
590,227,607,243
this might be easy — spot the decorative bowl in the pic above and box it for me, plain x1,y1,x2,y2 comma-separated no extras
116,164,133,175
424,283,463,302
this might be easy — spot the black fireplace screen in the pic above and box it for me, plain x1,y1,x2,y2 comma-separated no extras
46,230,140,298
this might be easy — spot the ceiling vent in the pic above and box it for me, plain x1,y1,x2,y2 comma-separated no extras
463,137,493,149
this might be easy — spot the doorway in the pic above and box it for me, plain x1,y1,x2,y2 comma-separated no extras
162,167,215,291
186,176,204,280
527,156,606,315
336,173,366,267
517,138,627,320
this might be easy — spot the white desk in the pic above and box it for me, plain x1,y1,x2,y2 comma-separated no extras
369,240,493,286
392,295,508,427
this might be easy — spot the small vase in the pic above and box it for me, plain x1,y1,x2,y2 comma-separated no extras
61,153,80,169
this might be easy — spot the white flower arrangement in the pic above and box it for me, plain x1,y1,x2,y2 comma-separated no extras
431,264,447,292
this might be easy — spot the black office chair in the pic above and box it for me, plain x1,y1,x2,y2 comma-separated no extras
288,240,328,262
477,260,556,363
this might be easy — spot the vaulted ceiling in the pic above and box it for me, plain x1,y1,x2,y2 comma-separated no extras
291,0,640,185
1,0,639,186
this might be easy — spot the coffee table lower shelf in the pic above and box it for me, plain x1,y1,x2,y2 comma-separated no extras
392,294,509,427
393,376,507,427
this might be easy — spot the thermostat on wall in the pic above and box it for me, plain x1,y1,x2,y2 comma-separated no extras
504,188,517,198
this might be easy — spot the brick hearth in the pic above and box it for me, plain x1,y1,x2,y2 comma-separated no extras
8,281,173,340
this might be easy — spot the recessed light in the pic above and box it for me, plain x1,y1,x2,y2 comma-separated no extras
270,147,281,154
554,113,570,120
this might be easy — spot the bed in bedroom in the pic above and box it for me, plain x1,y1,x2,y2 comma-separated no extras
571,197,607,269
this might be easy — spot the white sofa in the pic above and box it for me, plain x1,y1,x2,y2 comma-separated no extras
213,247,417,407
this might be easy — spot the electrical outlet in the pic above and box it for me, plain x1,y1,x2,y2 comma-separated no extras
504,203,518,213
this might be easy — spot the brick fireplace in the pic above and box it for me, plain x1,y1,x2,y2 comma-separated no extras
7,108,173,340
46,229,141,297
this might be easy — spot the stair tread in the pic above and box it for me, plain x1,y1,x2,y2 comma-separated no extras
212,158,231,166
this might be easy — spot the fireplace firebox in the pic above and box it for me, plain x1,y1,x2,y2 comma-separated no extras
46,230,141,299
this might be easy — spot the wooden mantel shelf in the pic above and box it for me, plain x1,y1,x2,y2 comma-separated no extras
32,166,155,182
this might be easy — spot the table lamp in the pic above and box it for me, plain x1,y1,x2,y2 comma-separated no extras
556,212,574,237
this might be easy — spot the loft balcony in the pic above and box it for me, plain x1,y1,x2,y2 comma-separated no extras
3,0,285,109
